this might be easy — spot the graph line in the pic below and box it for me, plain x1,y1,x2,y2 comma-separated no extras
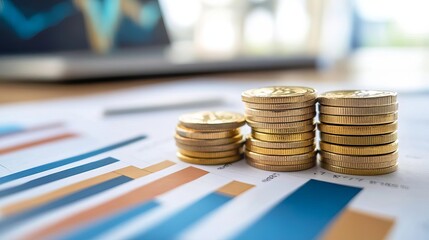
0,0,162,52
74,0,121,52
0,0,75,39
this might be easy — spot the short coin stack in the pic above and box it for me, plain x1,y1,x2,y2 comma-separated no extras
175,111,245,165
318,90,398,175
242,86,317,171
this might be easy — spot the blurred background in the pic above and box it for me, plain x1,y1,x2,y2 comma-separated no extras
0,0,428,92
162,0,429,56
164,0,429,91
3,0,428,57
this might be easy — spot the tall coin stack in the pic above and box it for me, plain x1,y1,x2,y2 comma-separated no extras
242,86,317,171
175,111,246,165
318,90,398,175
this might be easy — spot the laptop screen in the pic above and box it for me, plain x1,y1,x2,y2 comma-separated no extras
0,0,170,55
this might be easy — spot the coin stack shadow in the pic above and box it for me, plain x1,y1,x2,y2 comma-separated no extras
242,87,318,171
318,90,399,175
175,112,245,165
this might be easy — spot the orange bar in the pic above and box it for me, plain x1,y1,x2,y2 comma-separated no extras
321,209,395,240
4,161,175,216
27,167,208,239
143,160,176,173
216,181,254,197
114,166,151,179
0,133,76,155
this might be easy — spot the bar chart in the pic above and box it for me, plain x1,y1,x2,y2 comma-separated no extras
0,157,120,198
0,154,397,240
26,166,209,239
1,161,175,216
233,180,362,240
0,135,146,184
0,159,177,230
0,123,398,240
135,181,254,240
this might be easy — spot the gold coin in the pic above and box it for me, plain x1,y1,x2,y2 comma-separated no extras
252,130,315,142
175,134,243,146
245,106,315,117
318,90,397,107
320,132,398,145
179,111,245,130
176,140,244,152
245,150,316,165
253,124,315,134
320,141,398,156
321,162,398,176
247,160,315,172
246,112,315,123
246,136,314,149
242,86,317,104
247,119,314,129
246,142,315,155
247,155,315,166
177,152,243,165
176,125,240,139
319,113,398,125
318,103,398,116
318,122,398,135
320,158,397,169
178,148,243,158
244,100,316,110
320,151,399,164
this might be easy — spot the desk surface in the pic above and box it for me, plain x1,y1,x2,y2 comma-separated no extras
0,68,345,104
1,48,427,104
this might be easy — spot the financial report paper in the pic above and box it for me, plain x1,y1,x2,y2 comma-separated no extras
0,79,428,240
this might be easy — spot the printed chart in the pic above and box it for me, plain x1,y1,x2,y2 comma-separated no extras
0,83,428,240
0,130,396,239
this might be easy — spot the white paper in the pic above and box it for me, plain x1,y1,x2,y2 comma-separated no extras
0,78,428,239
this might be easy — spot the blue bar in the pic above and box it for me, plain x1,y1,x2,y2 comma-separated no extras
0,135,146,185
0,175,132,231
0,157,119,198
0,125,23,136
59,201,160,240
135,192,232,240
233,180,362,240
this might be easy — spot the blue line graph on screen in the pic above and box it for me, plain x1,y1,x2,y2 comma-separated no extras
0,0,162,52
74,0,122,52
0,0,75,39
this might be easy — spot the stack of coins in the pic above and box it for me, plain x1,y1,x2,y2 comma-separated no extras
175,111,246,165
318,90,398,175
241,86,318,171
